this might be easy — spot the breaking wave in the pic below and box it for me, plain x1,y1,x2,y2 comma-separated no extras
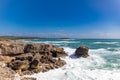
25,47,120,80
93,42,119,45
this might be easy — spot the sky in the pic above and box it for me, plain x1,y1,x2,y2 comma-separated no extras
0,0,120,38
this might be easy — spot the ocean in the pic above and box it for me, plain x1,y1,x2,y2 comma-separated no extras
23,39,120,80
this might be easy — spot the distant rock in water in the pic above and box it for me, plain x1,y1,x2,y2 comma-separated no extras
75,46,89,58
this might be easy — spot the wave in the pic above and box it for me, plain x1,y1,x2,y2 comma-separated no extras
25,53,120,80
90,48,120,55
58,39,76,40
25,47,120,80
22,40,79,44
93,42,119,45
25,69,120,80
20,39,120,80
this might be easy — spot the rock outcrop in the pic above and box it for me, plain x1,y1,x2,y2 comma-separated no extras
75,46,89,58
24,43,67,57
7,53,66,75
0,41,67,75
0,41,67,57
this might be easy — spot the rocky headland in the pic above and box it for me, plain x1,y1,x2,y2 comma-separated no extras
0,40,89,80
0,41,67,80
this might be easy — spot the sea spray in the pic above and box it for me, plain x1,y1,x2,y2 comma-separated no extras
23,39,120,80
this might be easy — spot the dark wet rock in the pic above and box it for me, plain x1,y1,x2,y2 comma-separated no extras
75,46,89,58
15,53,33,61
8,60,29,71
30,59,41,69
7,52,66,75
51,48,67,57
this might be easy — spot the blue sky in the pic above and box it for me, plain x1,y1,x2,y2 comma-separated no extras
0,0,120,38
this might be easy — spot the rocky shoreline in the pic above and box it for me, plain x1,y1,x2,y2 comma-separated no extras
0,41,89,80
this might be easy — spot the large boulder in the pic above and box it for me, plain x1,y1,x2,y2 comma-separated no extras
75,46,89,58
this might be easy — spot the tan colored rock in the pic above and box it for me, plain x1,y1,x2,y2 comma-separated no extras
0,41,67,58
3,41,67,75
0,41,26,54
0,55,14,63
0,64,16,80
8,60,29,71
24,43,54,53
0,62,6,67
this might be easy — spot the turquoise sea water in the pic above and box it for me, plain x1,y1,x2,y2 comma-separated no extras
23,39,120,80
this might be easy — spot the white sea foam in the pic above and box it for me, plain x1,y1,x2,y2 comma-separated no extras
93,42,118,44
58,39,76,40
25,69,120,80
90,48,120,55
24,47,120,80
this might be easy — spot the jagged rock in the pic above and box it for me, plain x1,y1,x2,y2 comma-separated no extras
8,60,29,71
55,58,66,68
7,52,66,75
0,41,26,54
75,46,89,58
1,41,67,75
24,43,67,57
30,59,41,69
15,53,33,61
24,44,54,53
0,41,67,58
51,48,67,57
